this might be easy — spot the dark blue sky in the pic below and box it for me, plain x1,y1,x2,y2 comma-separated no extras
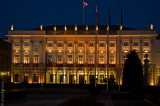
0,0,160,38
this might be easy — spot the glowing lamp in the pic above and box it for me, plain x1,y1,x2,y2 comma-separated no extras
90,50,93,53
100,50,103,53
124,50,128,53
144,50,148,53
111,50,114,53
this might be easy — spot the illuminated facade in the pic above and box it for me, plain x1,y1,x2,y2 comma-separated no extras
6,25,160,86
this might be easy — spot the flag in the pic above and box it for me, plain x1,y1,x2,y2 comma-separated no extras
84,2,88,7
96,5,98,25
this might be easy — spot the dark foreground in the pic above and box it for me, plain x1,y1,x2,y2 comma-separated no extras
4,88,155,106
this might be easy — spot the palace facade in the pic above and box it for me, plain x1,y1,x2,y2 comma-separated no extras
6,25,160,86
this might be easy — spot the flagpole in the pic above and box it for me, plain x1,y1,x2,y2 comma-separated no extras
119,6,122,91
107,8,110,91
83,0,84,25
95,5,98,88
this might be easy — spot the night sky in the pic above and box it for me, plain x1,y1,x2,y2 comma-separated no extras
0,0,160,38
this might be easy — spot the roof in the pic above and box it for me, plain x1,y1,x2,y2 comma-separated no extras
33,25,135,35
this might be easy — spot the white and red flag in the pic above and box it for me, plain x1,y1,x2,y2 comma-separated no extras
84,2,88,7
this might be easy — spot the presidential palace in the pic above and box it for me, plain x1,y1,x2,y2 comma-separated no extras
6,24,160,86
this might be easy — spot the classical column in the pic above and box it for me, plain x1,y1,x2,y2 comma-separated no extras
85,41,88,64
30,40,33,64
105,41,107,64
54,41,57,64
130,39,132,51
20,40,23,63
139,39,143,61
64,41,67,64
96,41,99,64
74,41,77,64
150,39,155,64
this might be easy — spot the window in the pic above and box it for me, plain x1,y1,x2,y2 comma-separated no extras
57,55,62,63
34,42,39,46
24,55,29,64
14,55,20,63
99,55,104,64
133,42,139,46
68,55,73,64
15,74,19,82
78,55,83,64
68,43,73,47
57,43,62,47
34,55,39,64
14,42,20,46
100,43,104,47
78,43,83,47
33,74,38,82
34,48,39,52
24,42,29,46
48,55,52,63
144,42,149,46
110,43,115,47
123,42,128,46
89,55,94,64
48,43,53,47
110,56,114,64
89,43,94,47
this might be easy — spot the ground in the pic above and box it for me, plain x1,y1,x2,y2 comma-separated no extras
5,88,155,106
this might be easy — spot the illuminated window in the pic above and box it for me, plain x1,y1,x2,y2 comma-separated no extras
57,55,62,63
14,54,20,63
24,42,29,46
24,55,29,64
48,43,53,47
68,43,73,47
34,42,39,46
89,43,94,47
57,43,63,47
100,43,104,47
89,55,94,64
34,54,39,64
133,42,139,46
68,55,73,64
99,55,104,64
110,43,115,47
78,55,83,64
48,55,52,63
14,42,20,46
123,42,128,46
78,43,83,47
144,42,149,46
110,56,114,64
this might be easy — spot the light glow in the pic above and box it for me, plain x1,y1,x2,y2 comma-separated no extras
90,50,93,53
144,50,148,53
124,50,128,53
111,50,114,53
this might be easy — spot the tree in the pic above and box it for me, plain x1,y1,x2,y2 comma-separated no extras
122,50,143,91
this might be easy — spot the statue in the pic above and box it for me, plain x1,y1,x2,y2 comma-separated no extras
144,54,149,85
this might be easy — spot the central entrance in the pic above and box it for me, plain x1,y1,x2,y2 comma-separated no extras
79,75,84,84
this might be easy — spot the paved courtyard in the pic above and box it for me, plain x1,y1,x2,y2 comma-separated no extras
5,89,155,106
